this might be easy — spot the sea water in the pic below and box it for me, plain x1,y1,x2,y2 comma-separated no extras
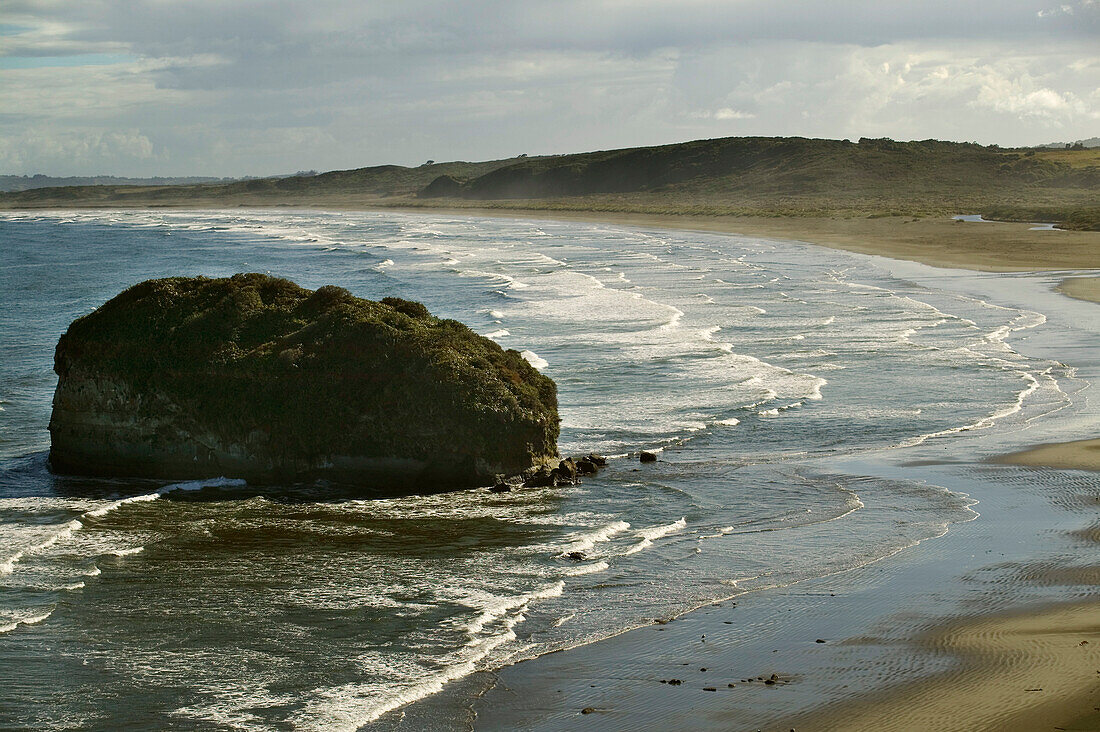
0,210,1079,729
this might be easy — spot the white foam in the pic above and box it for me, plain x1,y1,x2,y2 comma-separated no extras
622,517,687,555
483,329,510,339
1,477,244,577
0,610,54,635
290,581,566,730
520,350,549,369
560,520,630,555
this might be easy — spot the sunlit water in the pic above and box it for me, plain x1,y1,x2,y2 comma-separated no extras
0,210,1077,729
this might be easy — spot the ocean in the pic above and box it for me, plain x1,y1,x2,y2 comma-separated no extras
0,210,1085,730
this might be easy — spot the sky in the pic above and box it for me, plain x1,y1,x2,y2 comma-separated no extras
2,0,1098,176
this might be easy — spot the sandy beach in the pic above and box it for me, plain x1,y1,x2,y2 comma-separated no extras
792,601,1100,732
381,206,1100,273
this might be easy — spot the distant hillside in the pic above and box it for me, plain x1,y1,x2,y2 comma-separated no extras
1037,137,1100,149
1,137,1096,230
0,174,235,192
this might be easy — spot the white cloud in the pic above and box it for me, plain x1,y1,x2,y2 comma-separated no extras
713,108,755,120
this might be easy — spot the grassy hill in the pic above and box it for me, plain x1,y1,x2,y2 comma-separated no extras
2,136,1097,229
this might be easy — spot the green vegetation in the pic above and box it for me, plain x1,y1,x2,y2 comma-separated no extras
55,274,559,480
4,136,1098,230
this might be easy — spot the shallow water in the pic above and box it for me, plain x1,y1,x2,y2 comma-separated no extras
0,210,1084,730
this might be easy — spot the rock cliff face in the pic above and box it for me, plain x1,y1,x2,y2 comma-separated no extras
49,274,560,491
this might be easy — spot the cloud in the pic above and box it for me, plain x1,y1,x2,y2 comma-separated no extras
0,129,157,171
0,2,1097,175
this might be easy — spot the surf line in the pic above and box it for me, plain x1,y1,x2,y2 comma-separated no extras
0,477,246,578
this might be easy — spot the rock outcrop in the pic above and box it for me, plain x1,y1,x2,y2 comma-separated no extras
49,274,560,492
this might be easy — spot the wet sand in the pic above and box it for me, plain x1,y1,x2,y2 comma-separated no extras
996,437,1100,473
791,601,1100,732
1059,276,1100,305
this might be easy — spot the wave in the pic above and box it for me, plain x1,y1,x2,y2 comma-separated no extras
560,520,631,556
0,610,54,635
622,517,687,555
520,350,549,369
0,477,245,578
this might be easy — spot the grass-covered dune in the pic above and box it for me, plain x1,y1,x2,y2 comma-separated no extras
3,136,1097,230
49,274,560,490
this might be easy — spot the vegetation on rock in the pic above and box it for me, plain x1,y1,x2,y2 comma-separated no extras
50,274,559,488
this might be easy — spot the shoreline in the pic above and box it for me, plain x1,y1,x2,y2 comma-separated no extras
4,202,1099,273
344,206,1099,730
7,205,1098,729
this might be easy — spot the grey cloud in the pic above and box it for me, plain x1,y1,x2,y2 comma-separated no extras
1,1,1097,175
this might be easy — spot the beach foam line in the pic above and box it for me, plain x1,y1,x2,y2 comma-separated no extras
560,520,631,556
622,517,687,555
292,581,567,730
0,477,245,577
0,609,54,635
520,350,548,369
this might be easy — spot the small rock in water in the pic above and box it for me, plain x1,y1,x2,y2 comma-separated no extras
551,458,579,485
586,453,608,466
564,551,587,561
489,481,512,493
575,458,599,475
703,687,717,692
668,679,682,685
639,451,658,463
581,707,595,714
815,639,826,644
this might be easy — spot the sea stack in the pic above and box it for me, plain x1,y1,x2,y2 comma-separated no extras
48,273,560,491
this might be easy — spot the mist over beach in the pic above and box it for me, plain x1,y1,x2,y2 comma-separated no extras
1,2,1098,731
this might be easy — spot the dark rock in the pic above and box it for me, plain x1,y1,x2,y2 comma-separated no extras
580,707,595,715
764,678,776,685
524,465,557,488
564,551,586,561
489,481,512,493
48,274,560,492
586,453,607,466
639,451,658,463
575,458,599,475
703,687,717,692
552,457,578,484
815,639,826,644
668,679,682,685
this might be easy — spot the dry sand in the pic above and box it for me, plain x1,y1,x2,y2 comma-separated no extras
792,601,1100,732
